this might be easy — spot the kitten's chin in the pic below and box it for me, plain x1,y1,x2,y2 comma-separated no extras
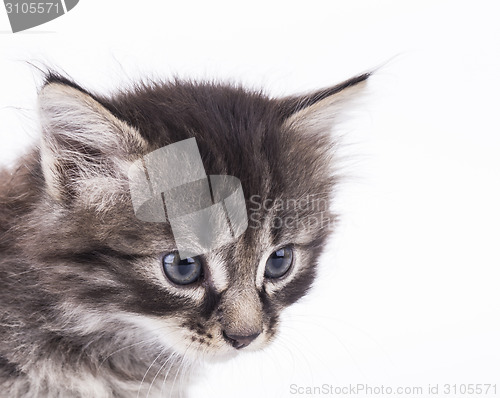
203,350,239,363
175,336,271,365
198,345,259,364
199,336,272,363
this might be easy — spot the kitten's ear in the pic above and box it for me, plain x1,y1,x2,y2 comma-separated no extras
38,80,147,201
279,72,371,133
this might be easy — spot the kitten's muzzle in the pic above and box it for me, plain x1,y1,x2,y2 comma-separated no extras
222,331,260,349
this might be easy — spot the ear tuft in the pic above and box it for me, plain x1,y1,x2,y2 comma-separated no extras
280,72,371,134
43,70,90,96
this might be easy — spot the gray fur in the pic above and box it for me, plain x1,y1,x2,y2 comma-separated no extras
0,72,369,397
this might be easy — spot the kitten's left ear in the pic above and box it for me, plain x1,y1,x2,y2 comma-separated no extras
279,72,371,133
38,79,147,201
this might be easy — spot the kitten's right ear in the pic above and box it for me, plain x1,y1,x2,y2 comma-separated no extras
279,72,371,134
38,80,147,202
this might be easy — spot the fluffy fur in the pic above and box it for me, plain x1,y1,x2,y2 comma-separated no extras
0,71,369,397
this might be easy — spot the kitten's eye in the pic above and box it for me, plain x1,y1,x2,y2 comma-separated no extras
264,246,293,279
162,252,202,285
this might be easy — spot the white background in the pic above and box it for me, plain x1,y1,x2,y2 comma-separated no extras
1,1,499,397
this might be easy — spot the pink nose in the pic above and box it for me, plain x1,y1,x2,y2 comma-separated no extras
223,331,260,349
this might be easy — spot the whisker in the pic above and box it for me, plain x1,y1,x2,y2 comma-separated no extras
146,347,178,398
136,349,166,398
96,324,178,370
169,341,195,398
282,315,368,378
160,353,180,397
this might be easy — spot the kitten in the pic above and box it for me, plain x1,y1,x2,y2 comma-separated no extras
0,71,369,397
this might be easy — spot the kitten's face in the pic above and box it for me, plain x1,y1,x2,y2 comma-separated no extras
28,74,368,361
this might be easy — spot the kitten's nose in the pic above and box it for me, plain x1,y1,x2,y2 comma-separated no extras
223,331,260,349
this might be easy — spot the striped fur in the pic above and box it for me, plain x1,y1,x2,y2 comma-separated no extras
0,71,369,397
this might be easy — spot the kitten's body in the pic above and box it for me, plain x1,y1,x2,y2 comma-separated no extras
0,73,368,397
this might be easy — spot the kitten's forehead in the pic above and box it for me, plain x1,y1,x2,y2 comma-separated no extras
89,83,334,264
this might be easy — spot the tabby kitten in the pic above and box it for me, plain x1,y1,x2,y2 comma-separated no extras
0,71,369,397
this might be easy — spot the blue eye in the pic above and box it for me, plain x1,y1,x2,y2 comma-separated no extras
162,252,202,285
264,246,293,279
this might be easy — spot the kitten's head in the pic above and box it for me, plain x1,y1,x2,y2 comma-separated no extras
25,73,368,360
